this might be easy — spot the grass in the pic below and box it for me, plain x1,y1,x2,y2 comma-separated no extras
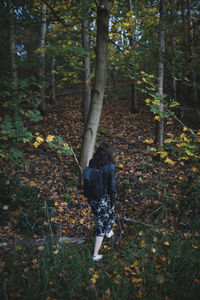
0,221,199,300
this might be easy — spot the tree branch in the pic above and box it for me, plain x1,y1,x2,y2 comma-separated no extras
43,0,80,28
110,30,149,48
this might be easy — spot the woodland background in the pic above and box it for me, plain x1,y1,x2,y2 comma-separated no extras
0,0,200,299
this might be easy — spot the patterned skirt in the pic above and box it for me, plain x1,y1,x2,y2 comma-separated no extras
88,194,116,237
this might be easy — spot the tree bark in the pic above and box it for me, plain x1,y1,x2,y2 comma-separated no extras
82,0,91,125
187,0,199,111
50,57,56,105
128,0,138,113
171,0,177,101
155,0,167,146
39,1,47,113
8,0,17,88
80,1,112,170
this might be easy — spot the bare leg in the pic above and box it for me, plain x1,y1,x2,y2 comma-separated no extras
93,236,103,261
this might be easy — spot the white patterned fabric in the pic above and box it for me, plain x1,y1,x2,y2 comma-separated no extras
88,194,116,237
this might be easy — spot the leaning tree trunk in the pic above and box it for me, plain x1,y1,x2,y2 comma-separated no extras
128,0,138,113
80,1,112,170
82,0,91,125
8,0,17,88
155,0,167,146
39,1,47,113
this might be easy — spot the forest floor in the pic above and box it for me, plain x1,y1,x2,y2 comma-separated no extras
0,86,199,300
0,85,195,243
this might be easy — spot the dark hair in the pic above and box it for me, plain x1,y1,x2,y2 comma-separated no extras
89,143,114,169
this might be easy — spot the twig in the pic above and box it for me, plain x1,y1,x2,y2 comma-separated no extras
165,106,196,137
69,142,82,173
146,205,164,221
122,217,150,227
0,236,86,250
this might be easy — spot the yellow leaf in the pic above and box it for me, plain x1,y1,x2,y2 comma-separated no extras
167,120,173,125
145,98,151,103
159,151,168,158
191,167,199,173
91,273,99,284
165,158,175,166
141,240,145,247
46,135,54,142
192,244,199,249
118,164,124,168
167,132,174,137
144,138,154,144
33,142,39,148
137,80,142,85
36,136,44,143
124,49,129,55
164,241,170,246
185,150,194,156
164,139,173,143
124,266,132,272
130,260,139,268
131,277,143,283
169,101,180,108
154,115,160,121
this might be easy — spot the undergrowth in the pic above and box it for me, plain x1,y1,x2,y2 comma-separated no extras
0,218,199,300
0,170,199,299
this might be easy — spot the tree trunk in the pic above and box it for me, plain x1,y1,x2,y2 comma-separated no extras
80,1,112,170
171,0,177,101
50,57,56,105
187,0,199,111
128,0,138,113
8,0,17,88
39,1,47,113
131,82,138,112
155,0,167,146
82,0,91,125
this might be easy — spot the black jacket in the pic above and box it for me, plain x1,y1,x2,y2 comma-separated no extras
88,162,116,206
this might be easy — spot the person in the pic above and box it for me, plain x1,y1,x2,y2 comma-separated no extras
86,143,116,261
